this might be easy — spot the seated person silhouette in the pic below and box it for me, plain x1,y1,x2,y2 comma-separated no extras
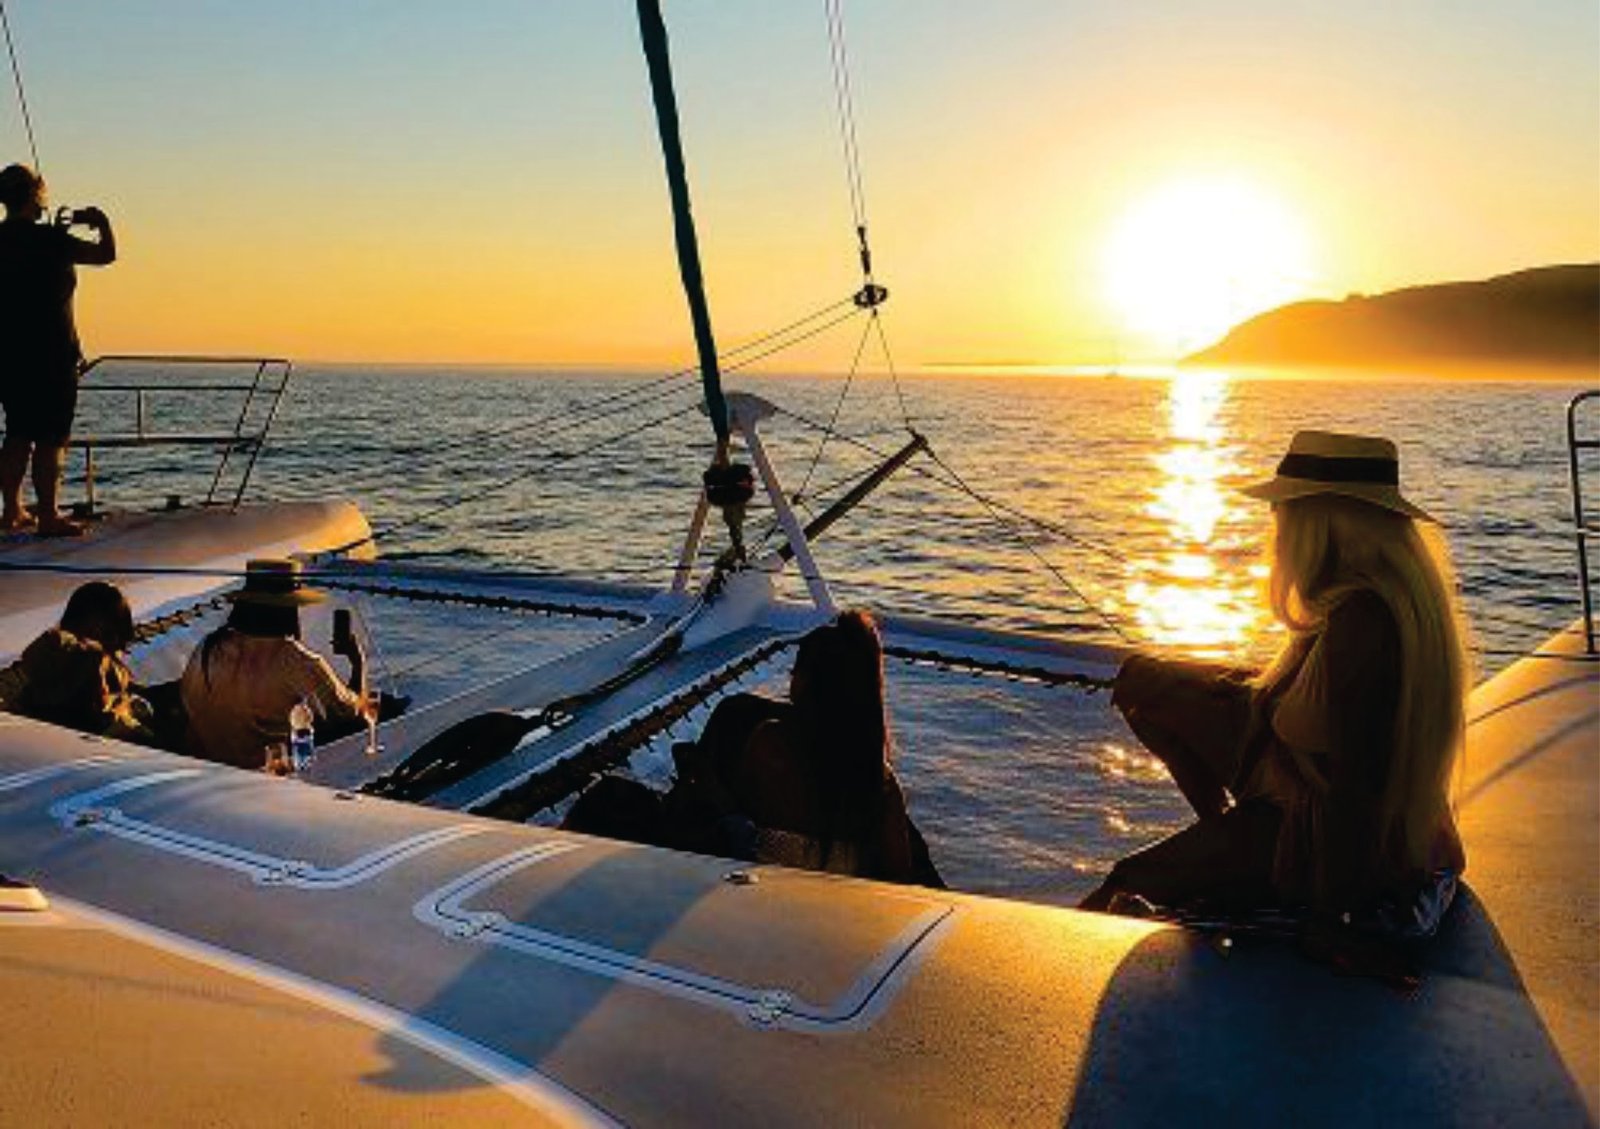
0,581,154,742
567,610,941,886
180,559,378,770
1081,432,1467,947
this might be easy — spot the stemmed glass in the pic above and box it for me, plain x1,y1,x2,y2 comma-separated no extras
362,682,383,757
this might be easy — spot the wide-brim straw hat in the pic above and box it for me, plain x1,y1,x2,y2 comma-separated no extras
227,558,326,607
1240,430,1436,523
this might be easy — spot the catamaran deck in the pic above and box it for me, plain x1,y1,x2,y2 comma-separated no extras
0,500,371,661
0,614,1593,1125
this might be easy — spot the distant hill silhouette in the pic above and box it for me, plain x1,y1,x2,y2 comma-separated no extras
1187,264,1599,370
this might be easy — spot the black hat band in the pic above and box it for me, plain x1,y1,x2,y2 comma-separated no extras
1276,452,1398,486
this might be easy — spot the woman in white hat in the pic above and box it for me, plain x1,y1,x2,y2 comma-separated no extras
1083,431,1469,933
180,559,366,769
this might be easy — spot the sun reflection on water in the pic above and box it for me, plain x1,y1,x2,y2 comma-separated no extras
1125,371,1264,655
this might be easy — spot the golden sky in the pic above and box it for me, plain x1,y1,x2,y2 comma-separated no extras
11,2,1598,368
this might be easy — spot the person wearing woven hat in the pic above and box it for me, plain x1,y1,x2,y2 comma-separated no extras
179,559,367,769
1084,431,1469,938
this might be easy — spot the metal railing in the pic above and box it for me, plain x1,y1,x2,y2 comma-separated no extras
70,354,293,512
1566,389,1599,654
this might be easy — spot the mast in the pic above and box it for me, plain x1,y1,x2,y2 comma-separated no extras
634,0,729,443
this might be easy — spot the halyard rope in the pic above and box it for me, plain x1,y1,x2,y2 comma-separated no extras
0,1,40,171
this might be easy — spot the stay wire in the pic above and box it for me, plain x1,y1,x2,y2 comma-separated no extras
411,293,856,466
0,1,39,171
773,402,1127,565
870,309,914,431
292,372,694,496
748,314,875,555
278,294,863,498
317,301,866,556
363,401,698,548
824,0,868,232
719,304,866,376
795,313,875,505
919,445,1132,643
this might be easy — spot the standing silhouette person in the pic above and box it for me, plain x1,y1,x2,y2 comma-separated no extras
0,163,116,536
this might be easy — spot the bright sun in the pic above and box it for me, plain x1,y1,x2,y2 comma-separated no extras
1101,176,1313,356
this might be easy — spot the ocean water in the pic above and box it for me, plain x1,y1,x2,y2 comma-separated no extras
79,365,1597,901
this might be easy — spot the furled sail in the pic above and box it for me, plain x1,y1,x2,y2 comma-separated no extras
634,0,729,443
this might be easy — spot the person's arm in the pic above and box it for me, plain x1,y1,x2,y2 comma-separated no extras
293,645,363,721
63,207,116,266
1276,594,1396,911
331,629,367,699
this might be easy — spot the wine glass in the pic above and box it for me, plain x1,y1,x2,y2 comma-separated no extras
362,683,383,757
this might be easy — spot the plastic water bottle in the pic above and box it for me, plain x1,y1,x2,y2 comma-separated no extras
288,700,315,772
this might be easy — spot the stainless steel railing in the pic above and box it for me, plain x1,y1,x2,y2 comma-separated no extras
72,354,293,512
1566,388,1599,654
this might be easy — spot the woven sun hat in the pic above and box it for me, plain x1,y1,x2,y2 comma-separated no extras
1240,430,1436,523
227,558,326,606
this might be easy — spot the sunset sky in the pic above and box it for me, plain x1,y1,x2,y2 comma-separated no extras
8,1,1598,368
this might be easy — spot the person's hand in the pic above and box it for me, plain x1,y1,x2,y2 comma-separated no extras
331,631,363,662
74,206,107,226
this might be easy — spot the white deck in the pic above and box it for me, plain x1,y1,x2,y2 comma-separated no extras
0,500,371,661
0,619,1593,1126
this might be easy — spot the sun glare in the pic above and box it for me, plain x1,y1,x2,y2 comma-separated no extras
1101,176,1313,356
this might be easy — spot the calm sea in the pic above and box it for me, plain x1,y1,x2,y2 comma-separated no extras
79,365,1598,901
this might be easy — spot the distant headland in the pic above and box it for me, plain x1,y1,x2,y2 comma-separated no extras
1186,264,1599,373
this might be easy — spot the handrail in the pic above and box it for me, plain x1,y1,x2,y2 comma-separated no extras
1566,389,1599,654
72,354,294,511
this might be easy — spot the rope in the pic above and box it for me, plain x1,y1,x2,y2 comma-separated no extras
381,609,557,684
794,313,874,505
871,309,915,431
738,401,1134,640
773,402,1127,564
720,304,864,376
0,1,39,171
357,401,699,549
274,373,694,499
325,297,863,550
404,295,857,470
269,296,865,502
920,445,1132,643
824,0,869,236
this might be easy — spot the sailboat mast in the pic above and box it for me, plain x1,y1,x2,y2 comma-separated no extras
634,0,729,442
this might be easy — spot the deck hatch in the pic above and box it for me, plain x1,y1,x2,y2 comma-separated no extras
48,770,483,888
414,842,954,1029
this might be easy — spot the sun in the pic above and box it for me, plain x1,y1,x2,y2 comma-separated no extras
1101,175,1313,356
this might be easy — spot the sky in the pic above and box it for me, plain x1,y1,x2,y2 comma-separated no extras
6,1,1598,368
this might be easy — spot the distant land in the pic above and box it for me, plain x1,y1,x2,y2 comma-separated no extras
1187,264,1599,373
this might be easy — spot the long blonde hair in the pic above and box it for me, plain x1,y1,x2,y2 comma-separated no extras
1260,494,1469,874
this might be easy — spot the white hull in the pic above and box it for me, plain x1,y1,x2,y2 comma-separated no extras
0,616,1593,1125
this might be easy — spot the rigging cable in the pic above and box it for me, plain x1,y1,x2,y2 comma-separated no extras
823,0,914,433
273,293,864,499
747,314,877,555
774,401,1127,564
352,401,699,550
794,312,875,506
920,443,1133,643
0,0,39,171
824,0,869,259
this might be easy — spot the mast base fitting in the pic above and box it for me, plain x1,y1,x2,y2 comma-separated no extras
703,462,756,507
853,283,889,309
